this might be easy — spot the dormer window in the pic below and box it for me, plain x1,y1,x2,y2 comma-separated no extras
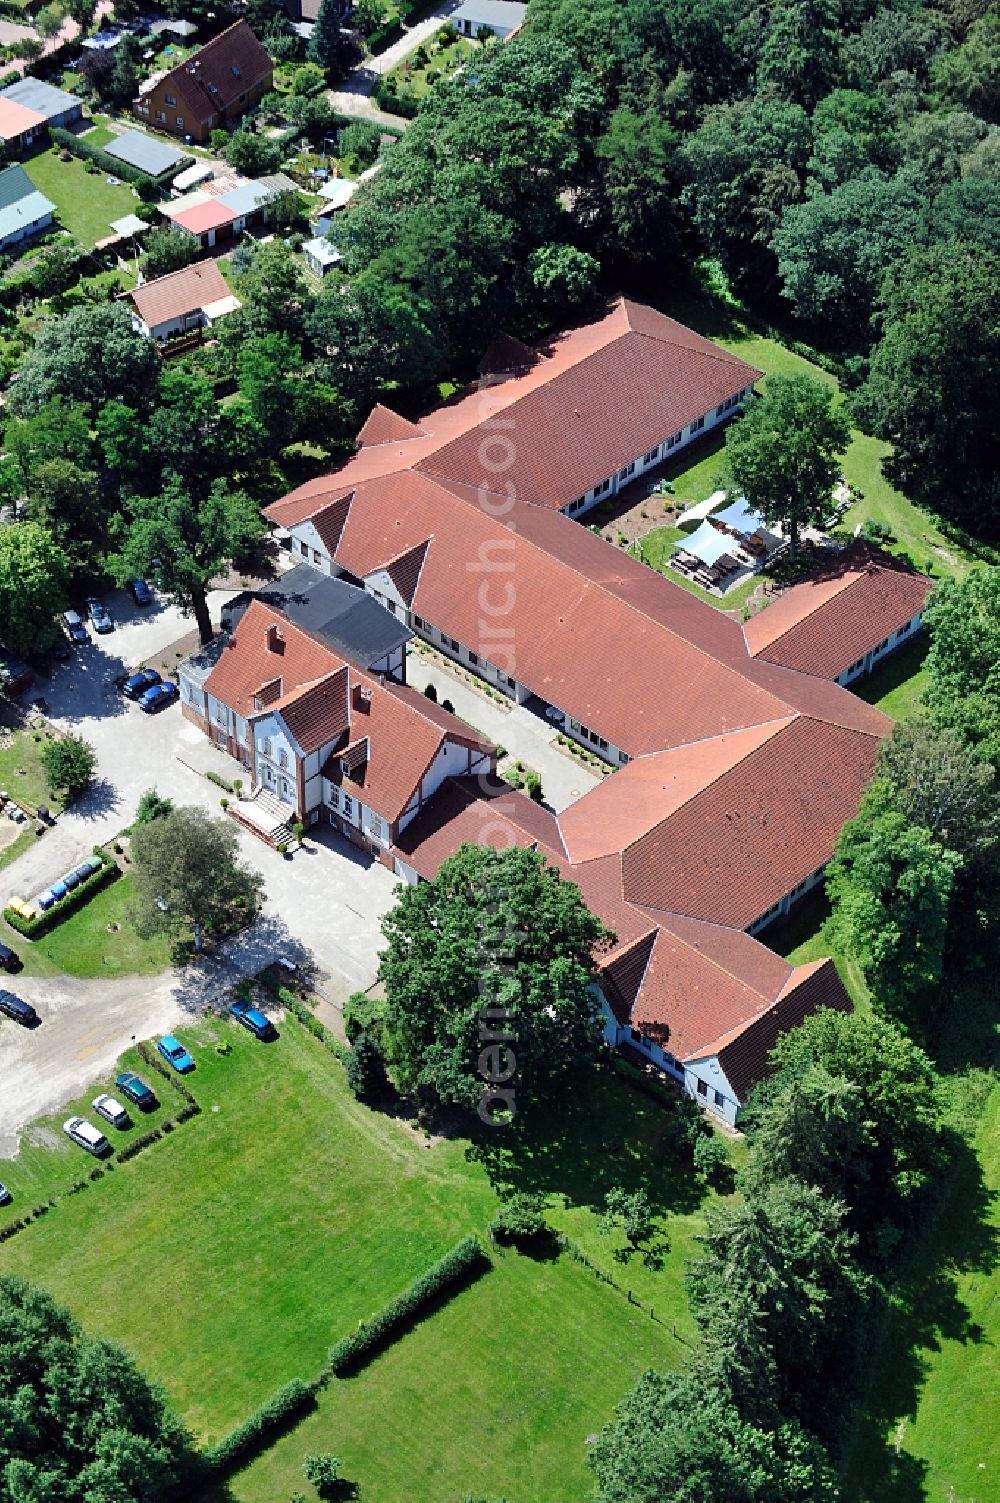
231,64,241,77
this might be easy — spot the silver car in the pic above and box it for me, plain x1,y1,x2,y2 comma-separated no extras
63,1116,109,1156
92,1093,129,1130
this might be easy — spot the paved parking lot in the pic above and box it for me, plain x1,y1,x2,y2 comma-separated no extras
0,587,401,1148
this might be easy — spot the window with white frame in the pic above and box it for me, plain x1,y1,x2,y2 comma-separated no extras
643,445,659,465
278,748,288,770
342,794,354,818
262,737,272,757
690,415,705,435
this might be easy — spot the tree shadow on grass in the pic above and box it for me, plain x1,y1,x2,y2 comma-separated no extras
464,1061,707,1220
844,1132,998,1503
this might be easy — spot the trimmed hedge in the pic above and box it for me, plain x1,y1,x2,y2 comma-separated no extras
326,1236,489,1375
3,849,118,939
202,1378,315,1474
206,769,235,793
267,981,349,1065
48,125,191,188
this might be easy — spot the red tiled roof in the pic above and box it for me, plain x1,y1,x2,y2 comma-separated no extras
621,717,881,927
357,404,425,447
386,540,428,606
744,543,934,679
205,599,339,719
267,668,348,755
128,259,232,330
205,601,493,824
713,959,852,1100
152,20,272,128
393,777,565,878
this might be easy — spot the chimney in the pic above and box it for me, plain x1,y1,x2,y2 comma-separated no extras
266,623,284,654
352,682,373,713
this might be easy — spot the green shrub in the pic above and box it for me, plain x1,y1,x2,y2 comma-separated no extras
693,1132,733,1187
206,769,235,793
489,1191,546,1246
278,986,350,1064
303,1453,341,1489
326,1238,489,1375
3,850,117,939
202,1379,315,1473
344,1032,389,1100
523,770,543,803
423,682,438,702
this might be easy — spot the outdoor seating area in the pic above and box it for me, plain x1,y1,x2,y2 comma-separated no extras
670,496,782,594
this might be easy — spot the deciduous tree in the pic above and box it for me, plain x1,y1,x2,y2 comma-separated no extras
922,569,1000,762
41,734,97,801
0,1275,194,1503
377,844,612,1112
725,374,850,557
131,806,264,952
0,521,69,656
7,303,158,419
111,472,263,643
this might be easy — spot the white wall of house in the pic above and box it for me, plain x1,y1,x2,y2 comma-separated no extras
599,998,740,1124
205,690,234,737
302,734,342,814
178,669,206,714
324,779,391,847
0,208,53,251
252,711,298,806
835,612,924,686
393,855,420,884
287,521,331,574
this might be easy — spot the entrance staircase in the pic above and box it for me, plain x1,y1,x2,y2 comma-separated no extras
226,786,297,848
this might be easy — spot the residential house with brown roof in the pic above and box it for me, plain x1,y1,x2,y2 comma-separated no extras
133,20,272,143
181,600,494,856
126,259,240,342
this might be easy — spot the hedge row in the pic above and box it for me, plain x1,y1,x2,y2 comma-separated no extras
0,1199,54,1244
267,982,349,1065
202,1379,315,1474
48,125,191,188
3,849,118,939
135,1040,199,1106
326,1236,489,1376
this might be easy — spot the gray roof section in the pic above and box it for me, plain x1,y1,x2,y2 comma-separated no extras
221,563,412,669
217,181,271,217
451,0,526,23
105,130,183,177
0,164,54,242
1,77,81,120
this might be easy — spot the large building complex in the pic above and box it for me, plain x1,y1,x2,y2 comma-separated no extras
182,298,931,1123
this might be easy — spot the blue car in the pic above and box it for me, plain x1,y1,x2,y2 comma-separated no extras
139,681,178,714
129,579,153,606
123,667,161,700
115,1071,157,1109
230,999,276,1040
157,1035,194,1073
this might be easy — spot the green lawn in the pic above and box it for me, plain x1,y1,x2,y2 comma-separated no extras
845,1081,1000,1503
0,1017,708,1493
855,635,929,721
22,149,139,247
81,123,115,148
0,725,64,813
0,874,174,979
224,1249,676,1503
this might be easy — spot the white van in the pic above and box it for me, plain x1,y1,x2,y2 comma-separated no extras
63,1117,110,1156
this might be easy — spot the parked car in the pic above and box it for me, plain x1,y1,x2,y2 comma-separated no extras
139,681,179,713
0,942,21,972
0,991,36,1025
63,1117,110,1156
50,638,72,662
92,1093,129,1129
0,1183,11,1206
85,599,114,634
61,610,88,645
123,667,161,700
129,579,153,606
115,1071,157,1109
230,998,276,1040
157,1034,194,1073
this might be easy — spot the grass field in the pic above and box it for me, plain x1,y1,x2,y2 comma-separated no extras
0,725,64,813
855,635,929,721
0,875,174,979
0,1015,706,1498
23,148,138,246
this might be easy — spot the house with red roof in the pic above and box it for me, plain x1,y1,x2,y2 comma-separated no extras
182,600,494,856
